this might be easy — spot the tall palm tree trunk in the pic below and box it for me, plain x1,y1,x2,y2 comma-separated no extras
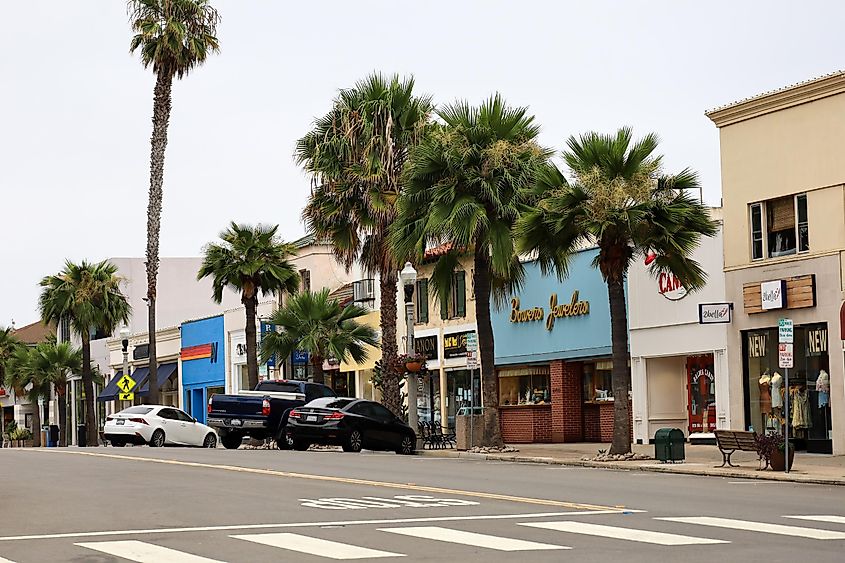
57,384,68,447
145,71,174,407
311,355,325,385
81,331,97,446
379,268,401,416
607,279,632,454
244,295,259,390
473,247,503,447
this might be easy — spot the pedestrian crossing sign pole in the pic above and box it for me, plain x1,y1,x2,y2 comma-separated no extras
116,373,136,403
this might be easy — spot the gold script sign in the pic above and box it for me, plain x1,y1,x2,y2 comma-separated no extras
509,291,590,331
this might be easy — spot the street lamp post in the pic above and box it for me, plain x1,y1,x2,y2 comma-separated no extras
399,262,419,441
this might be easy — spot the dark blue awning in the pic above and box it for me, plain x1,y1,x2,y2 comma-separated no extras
137,363,177,395
97,370,125,402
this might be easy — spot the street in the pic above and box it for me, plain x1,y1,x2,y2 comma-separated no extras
2,448,844,562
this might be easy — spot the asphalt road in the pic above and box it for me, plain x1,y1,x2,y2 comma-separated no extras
2,446,844,562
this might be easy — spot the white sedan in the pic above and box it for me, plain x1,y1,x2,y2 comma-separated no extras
104,405,218,448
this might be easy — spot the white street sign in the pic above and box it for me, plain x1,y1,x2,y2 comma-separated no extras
466,331,478,352
466,350,478,370
779,318,794,343
778,342,794,368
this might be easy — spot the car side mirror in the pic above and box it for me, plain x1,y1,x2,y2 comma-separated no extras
193,418,198,423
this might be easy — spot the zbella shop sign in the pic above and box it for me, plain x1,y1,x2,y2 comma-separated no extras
698,302,733,325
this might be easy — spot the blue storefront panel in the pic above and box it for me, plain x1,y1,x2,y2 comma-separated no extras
181,315,225,425
491,249,617,365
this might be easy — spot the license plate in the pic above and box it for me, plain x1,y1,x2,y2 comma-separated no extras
230,419,242,427
116,420,125,425
306,415,318,422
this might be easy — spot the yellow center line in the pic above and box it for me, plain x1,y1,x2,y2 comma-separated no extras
31,449,622,512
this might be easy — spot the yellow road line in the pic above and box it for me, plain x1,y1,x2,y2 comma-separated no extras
32,449,621,512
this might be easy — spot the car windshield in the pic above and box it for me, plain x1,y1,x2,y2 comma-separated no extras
256,382,301,393
306,398,354,409
120,406,153,415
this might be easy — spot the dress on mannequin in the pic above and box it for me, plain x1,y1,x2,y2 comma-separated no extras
816,370,830,408
770,372,783,409
759,374,772,413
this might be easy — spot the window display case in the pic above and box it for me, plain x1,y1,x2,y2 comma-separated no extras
498,366,551,406
583,361,613,402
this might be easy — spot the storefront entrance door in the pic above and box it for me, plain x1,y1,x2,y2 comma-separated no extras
687,354,715,434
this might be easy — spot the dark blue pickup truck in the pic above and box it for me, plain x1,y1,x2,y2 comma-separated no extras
207,380,335,449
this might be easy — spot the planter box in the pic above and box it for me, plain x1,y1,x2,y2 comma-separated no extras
770,448,795,471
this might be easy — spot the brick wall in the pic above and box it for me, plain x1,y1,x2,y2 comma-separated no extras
499,406,552,443
584,401,633,442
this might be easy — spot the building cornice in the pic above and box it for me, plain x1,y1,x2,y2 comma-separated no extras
706,70,845,127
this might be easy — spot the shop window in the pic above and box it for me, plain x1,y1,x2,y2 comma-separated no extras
415,278,429,324
238,365,250,391
749,193,809,260
583,361,613,402
498,366,551,406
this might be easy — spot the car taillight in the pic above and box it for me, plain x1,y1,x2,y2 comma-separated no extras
128,418,148,425
208,396,213,414
262,398,271,417
288,409,301,419
324,411,345,420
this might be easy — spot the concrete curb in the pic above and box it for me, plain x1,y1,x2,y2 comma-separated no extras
417,450,845,486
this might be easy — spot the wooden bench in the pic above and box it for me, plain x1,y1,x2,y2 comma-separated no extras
714,430,760,468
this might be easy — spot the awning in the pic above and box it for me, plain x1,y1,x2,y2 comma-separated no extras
137,363,177,395
97,370,125,402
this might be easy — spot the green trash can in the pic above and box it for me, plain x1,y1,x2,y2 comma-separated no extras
654,428,685,463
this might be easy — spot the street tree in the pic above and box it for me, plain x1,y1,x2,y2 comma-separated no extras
260,289,379,385
0,327,21,438
39,260,131,446
128,0,221,404
198,222,299,391
392,94,550,446
5,347,51,447
296,72,432,416
28,341,83,447
517,127,719,454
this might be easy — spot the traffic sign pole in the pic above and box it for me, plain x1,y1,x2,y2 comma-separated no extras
778,318,793,474
466,332,478,449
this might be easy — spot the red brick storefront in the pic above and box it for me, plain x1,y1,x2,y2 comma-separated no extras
499,358,632,443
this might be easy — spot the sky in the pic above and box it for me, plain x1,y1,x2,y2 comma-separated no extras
2,0,843,327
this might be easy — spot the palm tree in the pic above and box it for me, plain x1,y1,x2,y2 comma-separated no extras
198,222,299,390
517,127,719,454
5,346,51,447
260,289,379,386
39,260,131,447
0,327,21,438
28,341,82,447
296,72,433,416
128,0,221,405
391,94,550,446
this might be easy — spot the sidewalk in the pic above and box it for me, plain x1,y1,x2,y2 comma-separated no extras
418,442,845,486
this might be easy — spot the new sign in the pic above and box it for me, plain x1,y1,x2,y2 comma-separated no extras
761,280,787,310
698,303,732,324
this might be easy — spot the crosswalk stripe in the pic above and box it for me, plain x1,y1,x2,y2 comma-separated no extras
784,515,845,525
520,521,728,545
75,540,224,562
0,557,17,562
657,517,845,540
379,526,570,551
231,533,403,560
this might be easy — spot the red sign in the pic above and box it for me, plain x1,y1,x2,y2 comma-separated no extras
181,343,213,361
658,272,688,301
0,387,6,397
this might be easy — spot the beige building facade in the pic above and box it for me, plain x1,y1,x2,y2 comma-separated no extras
707,71,845,454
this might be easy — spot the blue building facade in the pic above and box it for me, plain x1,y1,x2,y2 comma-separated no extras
490,248,625,443
180,315,225,425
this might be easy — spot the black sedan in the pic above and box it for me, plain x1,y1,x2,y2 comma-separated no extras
286,398,415,455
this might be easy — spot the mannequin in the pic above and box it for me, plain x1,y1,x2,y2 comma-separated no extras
816,370,830,408
758,372,772,413
770,372,783,409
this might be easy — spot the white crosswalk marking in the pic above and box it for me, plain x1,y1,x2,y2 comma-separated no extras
520,521,728,545
657,517,845,540
75,540,224,562
379,526,570,551
0,557,17,563
784,515,845,525
231,533,403,560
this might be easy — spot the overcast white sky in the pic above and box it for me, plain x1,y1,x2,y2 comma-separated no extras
2,1,843,327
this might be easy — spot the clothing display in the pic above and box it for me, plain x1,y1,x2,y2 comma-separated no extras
790,387,812,430
816,370,830,408
758,374,772,413
770,372,783,409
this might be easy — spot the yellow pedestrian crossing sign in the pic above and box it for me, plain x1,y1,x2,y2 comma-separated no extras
117,374,136,394
118,392,134,401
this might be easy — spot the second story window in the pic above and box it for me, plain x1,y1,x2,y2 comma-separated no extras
415,278,428,324
59,317,71,343
352,278,376,309
441,271,467,319
749,193,809,260
299,269,311,293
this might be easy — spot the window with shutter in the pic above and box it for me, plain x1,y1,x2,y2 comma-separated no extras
453,271,466,318
415,279,428,324
766,197,796,257
299,269,311,293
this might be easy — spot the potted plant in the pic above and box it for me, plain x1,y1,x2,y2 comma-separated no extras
754,431,794,471
397,352,426,374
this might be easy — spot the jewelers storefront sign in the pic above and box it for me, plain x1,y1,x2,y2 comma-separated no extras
510,291,590,331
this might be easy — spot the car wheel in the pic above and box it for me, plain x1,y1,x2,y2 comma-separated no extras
221,433,242,450
202,433,217,449
149,429,165,448
343,429,363,453
396,435,415,455
276,431,294,451
111,439,125,448
293,440,311,451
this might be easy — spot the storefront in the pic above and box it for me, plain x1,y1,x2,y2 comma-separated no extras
629,214,730,443
491,249,621,443
181,316,225,425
